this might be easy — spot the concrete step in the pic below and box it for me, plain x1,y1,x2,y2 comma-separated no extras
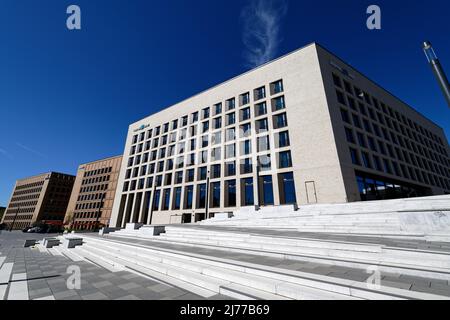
81,235,449,300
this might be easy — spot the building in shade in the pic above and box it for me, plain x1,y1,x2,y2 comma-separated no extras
0,207,5,222
64,155,122,230
110,42,450,227
1,172,75,230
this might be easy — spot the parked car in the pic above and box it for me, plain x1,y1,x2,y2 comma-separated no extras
22,226,32,233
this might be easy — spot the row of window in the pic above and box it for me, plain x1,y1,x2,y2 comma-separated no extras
14,180,45,191
333,73,447,150
339,99,448,168
131,80,285,146
79,183,109,194
344,125,449,179
82,175,111,186
349,147,450,190
83,167,113,177
119,172,296,222
122,152,293,192
129,110,288,159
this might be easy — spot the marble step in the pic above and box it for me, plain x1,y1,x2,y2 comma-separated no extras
80,235,448,300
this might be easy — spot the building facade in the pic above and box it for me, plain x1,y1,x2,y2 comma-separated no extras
1,172,75,230
64,155,122,231
110,43,450,227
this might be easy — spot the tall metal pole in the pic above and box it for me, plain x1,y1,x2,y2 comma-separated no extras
422,41,450,108
205,170,210,219
9,205,20,232
95,193,105,231
256,164,261,210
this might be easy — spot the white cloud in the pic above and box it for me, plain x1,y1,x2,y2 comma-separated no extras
241,0,288,68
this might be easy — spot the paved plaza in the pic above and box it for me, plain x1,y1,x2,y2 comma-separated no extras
0,231,228,300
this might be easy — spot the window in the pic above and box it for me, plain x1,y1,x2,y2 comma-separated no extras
336,90,346,105
197,183,207,209
242,158,253,174
184,185,193,209
162,189,171,210
225,180,236,207
256,118,269,133
211,164,221,179
373,155,382,171
226,113,236,126
271,79,284,94
172,119,178,130
211,182,221,208
352,114,361,128
173,187,182,210
279,172,297,205
278,151,292,168
362,152,372,168
242,178,254,206
332,74,342,88
241,107,251,121
199,167,207,181
225,161,236,176
211,147,221,161
257,136,270,152
202,107,210,119
163,123,169,133
214,103,222,115
349,148,360,165
239,140,251,155
277,131,290,148
261,175,274,205
199,150,208,164
201,135,209,148
225,144,236,159
202,121,209,133
213,117,222,129
341,109,350,124
357,132,366,148
273,113,288,129
182,116,188,127
226,98,235,110
212,131,221,145
175,171,183,184
345,127,355,144
153,190,161,211
255,102,267,117
226,128,236,142
186,169,195,182
254,86,266,101
258,154,271,171
240,92,250,106
272,96,285,111
241,123,251,138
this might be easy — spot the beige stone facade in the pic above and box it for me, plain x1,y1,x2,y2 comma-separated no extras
1,172,75,230
64,155,122,230
109,43,450,227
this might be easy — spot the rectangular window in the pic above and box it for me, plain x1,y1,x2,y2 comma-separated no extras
271,79,284,94
255,102,267,117
186,169,195,182
225,180,236,207
153,190,161,211
257,136,270,152
202,107,210,119
211,164,221,179
242,178,254,206
278,151,292,168
254,86,266,101
258,154,271,171
260,175,274,205
226,98,235,110
242,158,253,174
173,187,182,210
241,107,251,121
197,183,207,209
345,127,355,144
240,92,250,106
349,148,360,165
279,172,297,204
227,113,236,125
211,182,221,208
272,96,285,111
277,131,290,148
162,189,171,211
184,185,193,209
256,118,269,133
225,161,236,176
273,113,288,129
225,144,236,159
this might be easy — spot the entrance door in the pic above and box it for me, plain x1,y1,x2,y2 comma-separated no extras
305,181,317,204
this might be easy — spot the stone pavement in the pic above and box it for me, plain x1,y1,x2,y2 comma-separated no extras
0,231,229,300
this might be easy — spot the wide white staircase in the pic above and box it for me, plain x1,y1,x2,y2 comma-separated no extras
54,195,450,300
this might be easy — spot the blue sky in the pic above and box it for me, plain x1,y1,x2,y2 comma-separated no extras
0,0,449,206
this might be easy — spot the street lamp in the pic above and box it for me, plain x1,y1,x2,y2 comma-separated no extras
205,170,210,219
422,41,450,108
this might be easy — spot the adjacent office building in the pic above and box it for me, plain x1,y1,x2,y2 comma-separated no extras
110,42,450,227
64,155,122,231
1,172,75,230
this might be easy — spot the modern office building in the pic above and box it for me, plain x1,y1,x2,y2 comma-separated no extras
64,155,122,231
110,42,450,227
1,172,75,230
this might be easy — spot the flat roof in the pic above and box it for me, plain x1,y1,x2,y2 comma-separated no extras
131,41,445,134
